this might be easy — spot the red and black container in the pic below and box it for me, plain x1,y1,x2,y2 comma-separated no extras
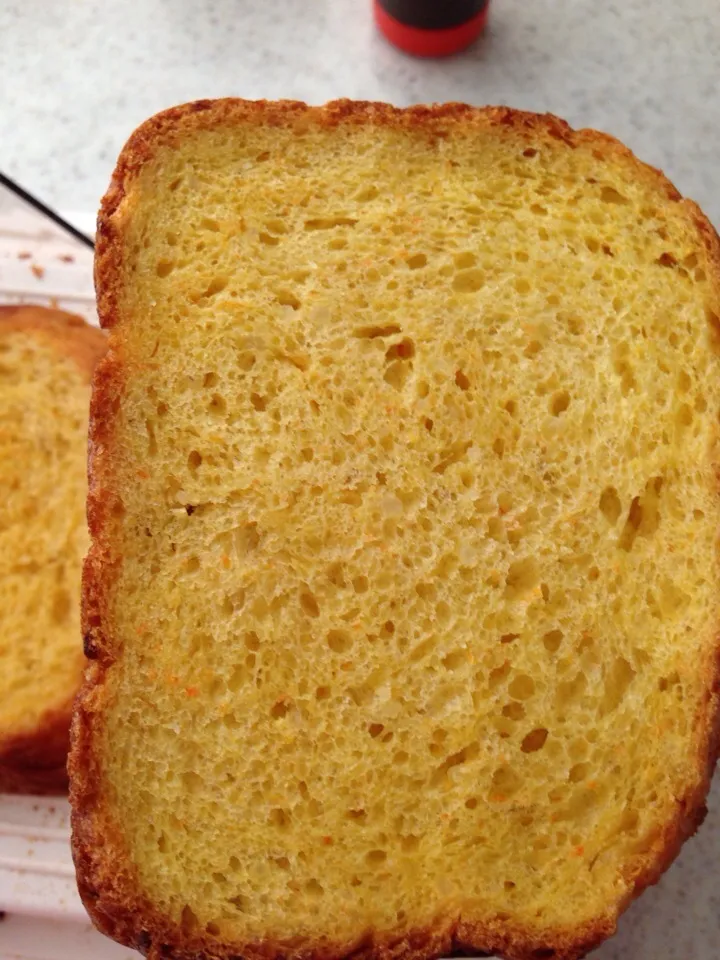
374,0,490,57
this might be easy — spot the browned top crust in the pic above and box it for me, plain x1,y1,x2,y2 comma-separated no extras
0,304,106,382
72,99,720,960
0,305,106,795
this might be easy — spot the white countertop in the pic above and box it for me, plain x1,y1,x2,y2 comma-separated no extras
1,2,720,958
1,0,720,225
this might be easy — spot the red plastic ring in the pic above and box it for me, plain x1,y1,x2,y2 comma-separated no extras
374,1,488,57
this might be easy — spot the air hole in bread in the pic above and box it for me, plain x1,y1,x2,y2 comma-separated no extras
509,674,536,700
521,729,549,754
355,184,379,202
156,259,175,277
502,702,525,721
599,486,621,524
600,657,636,715
406,253,427,270
550,391,570,416
206,392,225,415
569,762,590,783
270,699,291,719
600,186,629,205
51,590,71,625
299,590,319,618
384,359,412,390
268,808,290,829
454,252,477,269
453,268,485,293
227,893,250,912
366,849,387,866
274,290,301,310
327,629,352,653
505,558,539,600
490,765,523,799
181,905,199,934
304,217,358,231
677,403,693,427
385,338,415,362
196,276,228,300
489,662,512,688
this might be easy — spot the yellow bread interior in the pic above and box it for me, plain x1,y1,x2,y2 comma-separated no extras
96,112,720,947
0,328,91,737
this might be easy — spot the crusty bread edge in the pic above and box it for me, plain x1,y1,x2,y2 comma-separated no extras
0,305,106,384
70,98,720,960
0,696,74,795
0,306,106,795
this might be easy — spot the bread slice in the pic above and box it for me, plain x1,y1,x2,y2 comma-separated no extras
71,100,720,960
0,305,105,794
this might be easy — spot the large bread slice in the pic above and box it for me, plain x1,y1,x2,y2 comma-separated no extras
71,100,720,960
0,305,105,794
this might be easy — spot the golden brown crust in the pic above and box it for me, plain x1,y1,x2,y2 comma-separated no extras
0,697,74,795
0,305,106,382
0,305,106,795
71,98,720,960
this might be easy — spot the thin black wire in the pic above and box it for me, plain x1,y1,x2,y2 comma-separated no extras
0,171,95,250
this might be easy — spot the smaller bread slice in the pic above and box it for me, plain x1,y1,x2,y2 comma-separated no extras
0,305,105,794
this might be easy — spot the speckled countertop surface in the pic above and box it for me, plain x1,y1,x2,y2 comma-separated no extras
1,1,720,957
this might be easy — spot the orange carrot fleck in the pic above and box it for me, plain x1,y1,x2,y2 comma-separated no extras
221,554,231,568
185,686,199,697
574,845,585,856
322,836,333,845
137,469,149,479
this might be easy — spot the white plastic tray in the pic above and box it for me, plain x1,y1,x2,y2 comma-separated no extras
0,206,97,325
